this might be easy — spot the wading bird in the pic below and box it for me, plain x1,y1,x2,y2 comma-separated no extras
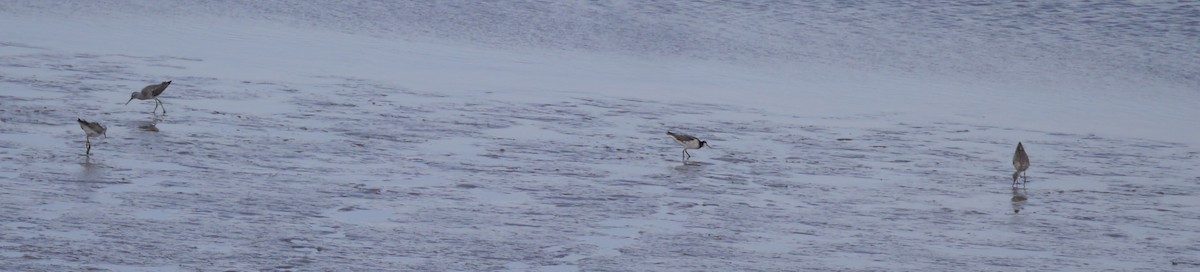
1012,142,1030,187
667,131,708,162
127,80,172,114
77,118,106,155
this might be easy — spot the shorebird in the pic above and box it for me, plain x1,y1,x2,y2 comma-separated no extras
1012,142,1030,187
667,131,707,162
77,118,106,155
126,80,172,114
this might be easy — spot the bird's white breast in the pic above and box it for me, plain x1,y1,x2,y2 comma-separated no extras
675,139,701,149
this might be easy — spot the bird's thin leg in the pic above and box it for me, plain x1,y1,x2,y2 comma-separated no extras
85,137,91,156
685,150,691,160
157,98,166,114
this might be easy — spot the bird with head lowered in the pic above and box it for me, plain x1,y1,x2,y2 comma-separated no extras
127,80,172,114
667,131,708,162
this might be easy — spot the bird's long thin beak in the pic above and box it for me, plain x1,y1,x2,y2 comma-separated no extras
125,97,133,105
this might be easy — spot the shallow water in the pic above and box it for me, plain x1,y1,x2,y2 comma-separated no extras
2,1,1199,271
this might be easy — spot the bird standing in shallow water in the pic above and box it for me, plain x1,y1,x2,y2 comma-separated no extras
667,131,707,162
127,80,171,114
1012,142,1030,187
77,118,106,156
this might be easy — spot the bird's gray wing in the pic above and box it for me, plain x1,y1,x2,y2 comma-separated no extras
151,83,169,96
140,84,158,96
78,119,103,133
667,131,698,142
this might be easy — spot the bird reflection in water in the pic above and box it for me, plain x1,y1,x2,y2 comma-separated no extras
139,115,162,132
1011,187,1028,214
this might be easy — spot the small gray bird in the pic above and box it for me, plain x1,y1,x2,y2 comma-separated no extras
126,80,171,114
667,131,708,162
77,118,107,155
1012,142,1030,187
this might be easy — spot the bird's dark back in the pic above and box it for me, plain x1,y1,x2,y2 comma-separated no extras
667,131,697,142
1013,142,1029,170
152,81,171,96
